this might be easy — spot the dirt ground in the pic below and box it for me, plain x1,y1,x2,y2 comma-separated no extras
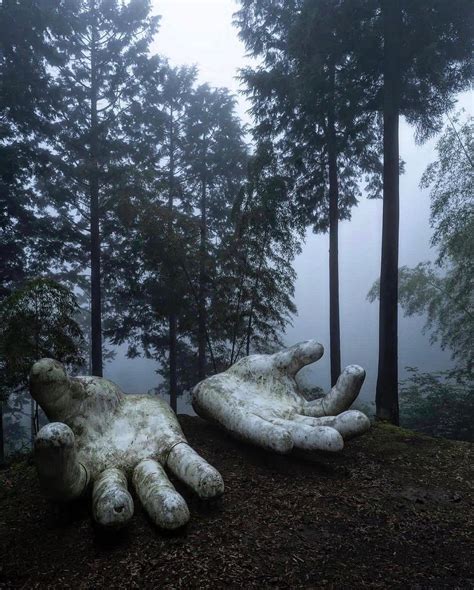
0,418,472,589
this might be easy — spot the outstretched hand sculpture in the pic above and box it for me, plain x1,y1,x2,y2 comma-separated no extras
193,340,370,454
29,359,224,530
30,342,369,530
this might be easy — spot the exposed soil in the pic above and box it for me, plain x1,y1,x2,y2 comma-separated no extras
0,418,472,589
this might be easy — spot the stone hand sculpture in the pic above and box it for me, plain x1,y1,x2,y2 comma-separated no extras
193,340,370,454
30,359,224,530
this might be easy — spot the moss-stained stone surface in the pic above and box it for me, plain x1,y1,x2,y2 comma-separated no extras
0,419,472,589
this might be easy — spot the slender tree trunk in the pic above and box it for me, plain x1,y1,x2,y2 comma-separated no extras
198,177,207,380
245,230,269,357
180,260,217,373
32,292,40,441
230,264,245,364
168,107,178,411
230,199,251,365
89,13,103,377
246,295,255,357
168,313,178,409
30,397,35,448
327,61,341,387
0,400,4,467
376,0,401,424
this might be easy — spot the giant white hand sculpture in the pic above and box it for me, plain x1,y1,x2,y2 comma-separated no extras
193,341,370,454
30,359,224,530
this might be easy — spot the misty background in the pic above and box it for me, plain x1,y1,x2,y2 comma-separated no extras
105,0,471,409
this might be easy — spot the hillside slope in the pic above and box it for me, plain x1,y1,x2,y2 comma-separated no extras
0,418,472,589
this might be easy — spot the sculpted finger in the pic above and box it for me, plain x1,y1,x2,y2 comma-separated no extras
92,468,134,528
304,365,366,416
133,459,190,530
294,410,370,440
234,413,294,453
269,418,344,452
167,442,224,499
35,422,89,501
293,414,339,427
331,410,371,439
272,341,324,376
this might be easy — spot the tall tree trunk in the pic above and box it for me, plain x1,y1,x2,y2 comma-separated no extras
89,12,103,377
30,397,35,448
230,266,245,365
0,400,4,467
168,107,178,411
32,291,40,441
168,313,178,410
327,61,341,387
246,286,256,357
245,230,269,357
376,0,401,424
198,177,207,380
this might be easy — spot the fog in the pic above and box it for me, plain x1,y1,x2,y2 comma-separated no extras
104,0,471,408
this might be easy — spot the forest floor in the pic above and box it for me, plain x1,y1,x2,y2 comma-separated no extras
0,418,472,589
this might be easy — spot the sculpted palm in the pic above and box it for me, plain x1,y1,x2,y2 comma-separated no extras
193,340,370,453
30,359,223,530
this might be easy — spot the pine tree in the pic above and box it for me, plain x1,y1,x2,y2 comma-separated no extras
158,66,202,406
182,84,248,379
221,143,300,364
376,0,402,424
0,0,72,297
37,0,158,376
108,61,199,409
236,0,381,385
237,0,472,416
0,0,73,463
372,0,472,423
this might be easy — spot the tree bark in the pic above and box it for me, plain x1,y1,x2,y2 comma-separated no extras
376,0,401,424
198,177,207,380
246,284,256,357
32,290,40,440
327,61,342,387
168,106,178,411
168,313,178,410
89,11,103,377
0,400,5,467
245,230,269,357
30,397,36,448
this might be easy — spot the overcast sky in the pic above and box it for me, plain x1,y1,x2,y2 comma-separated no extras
106,0,472,409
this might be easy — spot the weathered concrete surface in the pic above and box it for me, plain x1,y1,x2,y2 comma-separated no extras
30,359,224,529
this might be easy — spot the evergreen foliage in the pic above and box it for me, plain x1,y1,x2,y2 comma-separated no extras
0,278,84,462
36,0,158,376
235,0,382,386
219,143,300,365
107,68,299,402
0,0,71,296
108,62,201,405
